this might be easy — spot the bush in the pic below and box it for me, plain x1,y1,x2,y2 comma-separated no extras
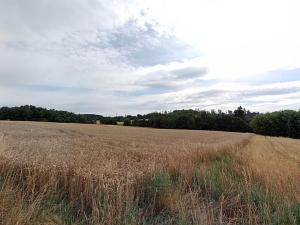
250,110,300,138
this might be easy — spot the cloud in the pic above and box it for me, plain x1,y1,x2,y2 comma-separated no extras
0,0,299,115
135,66,208,91
242,68,300,85
0,0,143,40
0,83,96,93
104,21,200,66
172,67,207,79
128,80,300,113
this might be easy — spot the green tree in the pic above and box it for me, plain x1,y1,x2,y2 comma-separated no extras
234,106,246,119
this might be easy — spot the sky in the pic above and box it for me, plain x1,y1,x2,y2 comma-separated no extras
0,0,300,115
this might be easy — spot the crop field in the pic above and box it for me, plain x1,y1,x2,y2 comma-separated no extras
0,121,251,183
0,121,299,225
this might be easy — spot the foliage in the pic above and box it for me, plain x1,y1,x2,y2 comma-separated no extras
130,108,254,133
0,105,100,124
1,105,299,138
250,110,300,138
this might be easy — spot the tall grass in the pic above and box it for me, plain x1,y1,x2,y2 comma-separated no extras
1,147,299,224
0,140,252,224
1,145,300,224
0,123,299,224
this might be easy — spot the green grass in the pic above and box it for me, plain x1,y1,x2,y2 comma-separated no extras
188,153,300,225
1,152,299,224
124,153,300,224
37,194,88,225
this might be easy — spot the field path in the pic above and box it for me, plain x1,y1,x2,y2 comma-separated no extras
238,135,300,200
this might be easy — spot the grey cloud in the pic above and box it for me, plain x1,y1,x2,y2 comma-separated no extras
0,83,96,93
172,67,207,79
189,90,226,100
238,87,300,98
0,1,202,97
134,85,300,112
1,0,299,115
0,33,134,92
243,68,300,85
190,86,300,101
180,86,300,108
0,83,128,115
0,0,127,39
105,21,200,66
135,66,209,91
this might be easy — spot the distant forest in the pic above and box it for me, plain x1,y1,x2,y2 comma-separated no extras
0,105,299,139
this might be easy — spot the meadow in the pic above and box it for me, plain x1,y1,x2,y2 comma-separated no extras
0,121,299,224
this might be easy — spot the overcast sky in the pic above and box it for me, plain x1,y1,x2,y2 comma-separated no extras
0,0,299,115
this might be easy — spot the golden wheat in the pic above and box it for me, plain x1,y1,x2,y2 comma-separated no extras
0,121,251,183
0,120,299,224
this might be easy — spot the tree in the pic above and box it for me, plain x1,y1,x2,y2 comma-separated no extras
234,106,246,119
250,110,300,138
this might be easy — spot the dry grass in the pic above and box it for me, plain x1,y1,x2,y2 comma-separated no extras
237,135,300,201
0,121,251,184
0,121,299,224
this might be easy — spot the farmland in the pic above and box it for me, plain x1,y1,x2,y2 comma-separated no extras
0,121,299,224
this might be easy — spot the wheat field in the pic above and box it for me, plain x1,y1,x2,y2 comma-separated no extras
0,121,299,224
0,121,251,183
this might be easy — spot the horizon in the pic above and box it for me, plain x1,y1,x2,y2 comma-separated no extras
1,0,300,115
1,104,298,117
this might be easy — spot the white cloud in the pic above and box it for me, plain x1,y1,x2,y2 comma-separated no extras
0,0,299,114
141,0,300,78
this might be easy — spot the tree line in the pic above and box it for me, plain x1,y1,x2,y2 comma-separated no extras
124,107,256,133
125,108,300,139
250,110,300,139
0,105,299,139
0,105,98,123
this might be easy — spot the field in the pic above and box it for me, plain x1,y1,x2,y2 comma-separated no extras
0,121,299,224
